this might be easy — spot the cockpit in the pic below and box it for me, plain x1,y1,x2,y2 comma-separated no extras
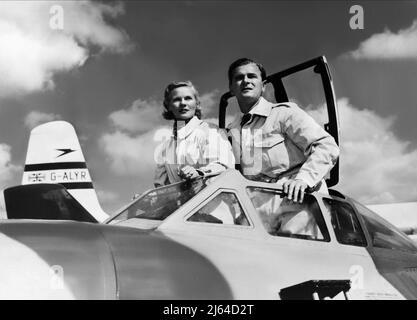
105,170,330,242
106,169,417,255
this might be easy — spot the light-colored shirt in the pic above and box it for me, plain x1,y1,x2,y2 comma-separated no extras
227,97,339,188
154,116,235,186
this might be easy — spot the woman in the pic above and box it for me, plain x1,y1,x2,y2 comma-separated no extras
154,81,235,187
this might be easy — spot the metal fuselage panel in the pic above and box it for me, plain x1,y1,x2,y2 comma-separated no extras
0,220,232,299
161,229,405,300
362,241,417,299
0,220,116,299
153,171,409,299
100,227,232,299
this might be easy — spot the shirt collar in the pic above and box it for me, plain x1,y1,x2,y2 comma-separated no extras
176,116,202,140
248,97,273,117
227,97,276,129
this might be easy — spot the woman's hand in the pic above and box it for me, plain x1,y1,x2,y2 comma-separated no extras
178,165,201,180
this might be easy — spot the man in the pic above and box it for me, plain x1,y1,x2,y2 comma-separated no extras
227,58,339,203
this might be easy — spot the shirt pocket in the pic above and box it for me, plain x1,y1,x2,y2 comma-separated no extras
254,133,285,148
254,132,289,170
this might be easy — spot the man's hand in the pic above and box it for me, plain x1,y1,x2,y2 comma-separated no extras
282,179,308,203
178,165,201,180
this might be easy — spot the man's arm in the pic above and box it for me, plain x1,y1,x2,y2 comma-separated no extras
281,104,339,200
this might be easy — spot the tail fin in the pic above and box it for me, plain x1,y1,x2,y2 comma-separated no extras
21,121,109,222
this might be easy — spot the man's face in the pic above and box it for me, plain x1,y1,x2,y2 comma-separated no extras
229,63,265,113
167,86,198,121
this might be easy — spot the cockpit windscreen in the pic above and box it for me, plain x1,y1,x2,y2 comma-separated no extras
107,178,207,224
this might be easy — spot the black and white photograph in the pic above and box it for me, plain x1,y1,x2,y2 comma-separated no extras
0,0,417,302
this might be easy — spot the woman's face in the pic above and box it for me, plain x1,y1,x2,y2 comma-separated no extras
167,86,198,121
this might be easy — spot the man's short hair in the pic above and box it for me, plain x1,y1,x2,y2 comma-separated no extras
162,80,201,120
227,58,267,85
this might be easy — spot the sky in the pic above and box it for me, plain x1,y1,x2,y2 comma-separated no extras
0,0,417,215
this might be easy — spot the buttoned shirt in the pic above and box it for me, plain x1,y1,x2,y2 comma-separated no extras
227,97,339,188
154,117,235,187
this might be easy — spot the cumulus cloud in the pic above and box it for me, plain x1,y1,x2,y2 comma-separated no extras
102,97,174,182
200,90,220,110
309,98,417,204
96,189,119,204
0,144,21,186
108,89,221,134
108,98,163,133
0,144,21,219
99,127,170,177
24,111,62,130
0,0,133,98
347,20,417,60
